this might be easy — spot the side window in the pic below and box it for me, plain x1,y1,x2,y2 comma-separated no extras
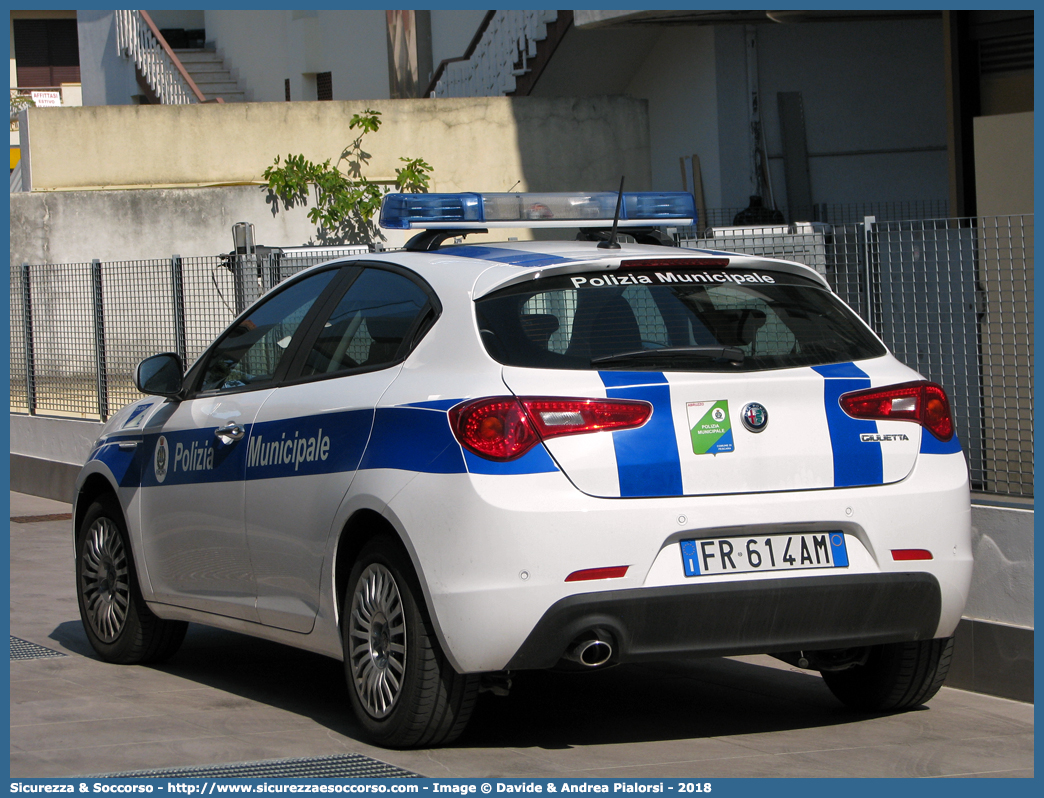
199,269,337,392
300,268,431,377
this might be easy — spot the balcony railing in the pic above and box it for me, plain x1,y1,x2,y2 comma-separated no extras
431,10,559,97
114,10,212,105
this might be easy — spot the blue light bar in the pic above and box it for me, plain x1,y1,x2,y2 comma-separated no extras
379,192,696,229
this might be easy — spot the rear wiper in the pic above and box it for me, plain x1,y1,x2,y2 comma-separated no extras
591,345,745,365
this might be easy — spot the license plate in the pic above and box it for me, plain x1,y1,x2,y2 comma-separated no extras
680,531,849,577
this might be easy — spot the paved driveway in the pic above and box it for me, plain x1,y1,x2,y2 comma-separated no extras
9,492,1033,779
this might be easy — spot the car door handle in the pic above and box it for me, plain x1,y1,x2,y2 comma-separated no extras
215,423,245,442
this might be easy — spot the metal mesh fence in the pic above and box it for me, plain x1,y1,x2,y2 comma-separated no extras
9,227,1032,496
976,217,1034,496
27,262,99,419
680,214,1034,496
10,266,29,413
102,259,178,415
9,249,366,421
687,199,950,232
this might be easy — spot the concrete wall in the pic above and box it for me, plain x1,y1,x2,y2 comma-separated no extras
746,18,948,210
10,184,319,264
19,95,650,194
712,26,752,214
536,17,948,212
974,112,1033,217
966,503,1034,629
531,24,716,202
75,10,137,107
203,10,388,103
10,415,104,503
197,10,488,103
12,96,650,260
625,26,722,213
11,415,102,471
72,10,488,106
949,499,1034,701
973,113,1034,497
143,10,205,31
429,10,491,83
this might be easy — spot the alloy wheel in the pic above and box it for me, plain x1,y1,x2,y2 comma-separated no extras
80,517,131,643
348,563,408,718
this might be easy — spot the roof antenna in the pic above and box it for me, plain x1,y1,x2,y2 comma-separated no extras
506,180,521,192
598,176,625,249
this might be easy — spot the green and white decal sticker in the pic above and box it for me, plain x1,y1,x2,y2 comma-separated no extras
687,400,734,455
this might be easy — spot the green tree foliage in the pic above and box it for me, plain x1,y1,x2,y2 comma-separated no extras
263,109,432,245
10,91,34,132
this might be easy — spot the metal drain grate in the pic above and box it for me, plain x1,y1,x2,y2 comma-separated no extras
93,753,420,779
11,513,73,524
10,636,67,661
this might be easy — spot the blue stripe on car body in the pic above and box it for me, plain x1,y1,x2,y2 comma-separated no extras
463,446,558,475
246,410,372,478
812,363,883,487
404,399,464,411
445,246,573,268
357,407,466,474
599,371,669,388
139,402,566,487
140,427,247,487
599,371,683,498
919,431,963,455
89,441,142,488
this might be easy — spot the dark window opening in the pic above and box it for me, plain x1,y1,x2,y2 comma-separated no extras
317,72,333,101
13,18,80,88
285,78,291,101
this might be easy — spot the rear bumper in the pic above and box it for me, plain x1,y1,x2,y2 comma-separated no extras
379,444,970,673
506,572,941,670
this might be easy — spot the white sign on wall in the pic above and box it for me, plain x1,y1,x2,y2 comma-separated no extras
30,91,62,107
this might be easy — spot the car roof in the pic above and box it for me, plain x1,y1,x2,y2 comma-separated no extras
333,239,831,298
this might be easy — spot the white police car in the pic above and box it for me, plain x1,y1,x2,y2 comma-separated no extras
73,191,972,748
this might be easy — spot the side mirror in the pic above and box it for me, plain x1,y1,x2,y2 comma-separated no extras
136,353,184,398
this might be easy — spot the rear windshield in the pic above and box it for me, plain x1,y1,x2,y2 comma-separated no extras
475,267,886,372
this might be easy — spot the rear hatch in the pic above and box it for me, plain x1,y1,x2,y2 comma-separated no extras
475,257,924,498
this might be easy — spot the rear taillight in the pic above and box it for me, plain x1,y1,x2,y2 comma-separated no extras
839,381,954,441
449,396,652,461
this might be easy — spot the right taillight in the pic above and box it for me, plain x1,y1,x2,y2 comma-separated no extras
449,396,652,461
839,380,954,441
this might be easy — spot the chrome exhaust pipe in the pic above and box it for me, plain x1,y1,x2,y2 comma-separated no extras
565,633,613,667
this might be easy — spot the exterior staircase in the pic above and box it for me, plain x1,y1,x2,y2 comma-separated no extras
430,10,571,98
171,49,246,102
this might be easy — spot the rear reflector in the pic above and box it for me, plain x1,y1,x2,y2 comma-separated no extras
839,380,955,441
450,396,652,461
565,566,629,582
891,549,933,561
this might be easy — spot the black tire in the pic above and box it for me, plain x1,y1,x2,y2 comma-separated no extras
343,537,478,748
821,637,954,711
76,497,187,664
